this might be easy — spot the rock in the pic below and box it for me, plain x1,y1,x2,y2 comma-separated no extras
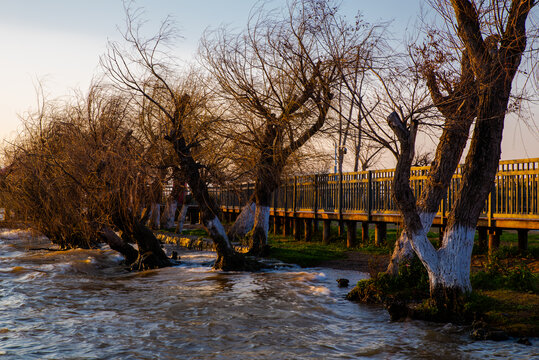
471,320,488,330
336,278,349,287
386,299,409,321
517,337,532,346
485,330,509,341
171,251,179,260
470,328,509,341
470,328,488,340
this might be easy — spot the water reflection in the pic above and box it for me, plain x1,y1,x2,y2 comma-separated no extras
0,229,537,359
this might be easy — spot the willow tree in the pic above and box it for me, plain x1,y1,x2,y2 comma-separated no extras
0,85,172,269
388,0,536,307
201,0,383,255
101,7,258,270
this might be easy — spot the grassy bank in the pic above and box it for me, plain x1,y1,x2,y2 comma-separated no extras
267,234,348,267
347,249,538,338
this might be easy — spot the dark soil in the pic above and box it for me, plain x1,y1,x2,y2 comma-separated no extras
318,251,389,274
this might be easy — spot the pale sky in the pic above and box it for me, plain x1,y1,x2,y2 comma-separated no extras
1,0,537,162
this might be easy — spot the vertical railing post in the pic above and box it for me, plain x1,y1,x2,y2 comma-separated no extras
314,175,319,231
225,185,229,213
338,172,344,234
314,175,319,214
293,176,298,213
367,170,372,221
440,191,445,225
488,183,495,228
272,185,277,211
284,180,288,211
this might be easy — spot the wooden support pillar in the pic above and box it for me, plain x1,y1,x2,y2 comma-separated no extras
294,218,303,241
322,220,331,245
338,221,345,236
488,228,501,254
313,219,319,234
304,219,312,241
189,208,197,224
273,217,281,235
283,218,292,236
374,223,387,247
361,222,369,244
346,221,357,248
518,229,528,251
477,227,488,250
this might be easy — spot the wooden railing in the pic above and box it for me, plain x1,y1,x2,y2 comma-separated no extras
209,158,539,230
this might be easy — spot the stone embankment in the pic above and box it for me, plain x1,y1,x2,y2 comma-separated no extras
155,232,215,251
155,231,248,253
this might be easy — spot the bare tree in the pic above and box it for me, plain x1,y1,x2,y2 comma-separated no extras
325,16,388,173
0,84,172,269
100,6,258,270
387,0,537,310
201,0,383,255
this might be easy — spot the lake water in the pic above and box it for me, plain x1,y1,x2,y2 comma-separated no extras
0,228,536,359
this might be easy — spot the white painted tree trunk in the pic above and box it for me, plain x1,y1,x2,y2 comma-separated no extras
387,230,413,275
151,203,161,230
175,204,189,234
253,205,270,243
206,216,234,251
227,201,256,239
432,224,474,293
409,221,474,294
387,212,436,275
248,204,271,255
161,200,177,229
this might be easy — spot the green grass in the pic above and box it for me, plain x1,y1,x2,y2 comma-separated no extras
268,234,347,267
156,228,209,237
181,228,209,236
465,290,539,337
497,230,539,247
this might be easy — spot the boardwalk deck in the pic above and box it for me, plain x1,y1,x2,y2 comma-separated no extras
211,158,539,229
208,158,539,249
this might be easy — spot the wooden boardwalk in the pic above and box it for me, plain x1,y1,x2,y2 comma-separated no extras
210,158,539,249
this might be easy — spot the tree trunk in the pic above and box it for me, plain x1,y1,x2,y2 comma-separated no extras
111,207,172,270
389,43,524,301
169,134,257,271
161,175,183,229
161,199,177,229
149,203,160,230
431,225,475,293
247,204,271,256
129,217,172,270
247,163,280,256
175,204,189,234
98,227,139,265
386,51,478,275
227,201,255,241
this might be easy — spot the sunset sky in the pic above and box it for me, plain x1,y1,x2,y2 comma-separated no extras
1,0,537,162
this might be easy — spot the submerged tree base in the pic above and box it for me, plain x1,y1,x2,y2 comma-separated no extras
347,272,474,324
347,255,539,339
129,250,173,271
214,252,263,272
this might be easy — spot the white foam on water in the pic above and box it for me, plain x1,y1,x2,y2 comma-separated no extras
308,285,331,296
0,228,41,240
